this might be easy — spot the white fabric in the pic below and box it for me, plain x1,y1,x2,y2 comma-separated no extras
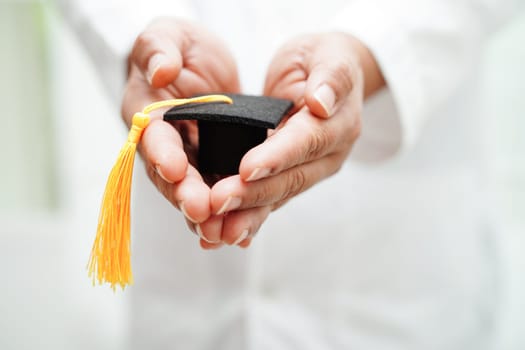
59,0,195,100
60,0,522,349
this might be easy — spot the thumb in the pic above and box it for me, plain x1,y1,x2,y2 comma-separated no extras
129,20,185,88
303,35,358,118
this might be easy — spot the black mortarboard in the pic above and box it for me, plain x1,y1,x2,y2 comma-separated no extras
164,94,293,176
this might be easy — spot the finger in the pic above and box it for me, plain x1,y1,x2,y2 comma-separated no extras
264,64,307,111
200,240,225,250
140,119,187,184
185,218,198,235
145,157,211,224
263,40,308,110
188,213,224,249
173,166,212,223
121,65,175,125
212,153,345,213
237,237,253,248
130,20,185,88
303,34,359,118
164,68,223,99
195,215,223,244
239,107,353,182
220,206,272,245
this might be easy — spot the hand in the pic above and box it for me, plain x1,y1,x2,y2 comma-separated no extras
121,18,240,247
200,33,384,248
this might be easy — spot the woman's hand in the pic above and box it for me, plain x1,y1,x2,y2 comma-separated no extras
201,33,384,248
121,18,240,247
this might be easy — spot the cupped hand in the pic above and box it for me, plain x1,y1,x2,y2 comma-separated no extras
201,33,384,248
121,18,240,247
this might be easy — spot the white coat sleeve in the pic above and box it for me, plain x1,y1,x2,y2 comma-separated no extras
331,0,524,162
57,0,195,101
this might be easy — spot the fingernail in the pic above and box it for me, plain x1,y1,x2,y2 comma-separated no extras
313,84,336,117
155,164,173,184
203,242,225,250
147,53,165,85
180,201,198,223
196,224,221,244
216,196,242,215
187,222,198,236
232,229,250,246
246,167,271,182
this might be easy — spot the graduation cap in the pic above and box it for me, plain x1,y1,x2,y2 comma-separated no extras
164,94,293,176
87,94,292,290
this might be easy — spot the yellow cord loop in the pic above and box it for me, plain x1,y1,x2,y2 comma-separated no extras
128,112,150,144
88,94,233,291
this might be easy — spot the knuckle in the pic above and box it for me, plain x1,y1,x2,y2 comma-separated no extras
328,152,347,176
132,32,164,67
305,124,333,161
252,184,272,207
271,198,291,212
282,168,307,201
290,116,335,162
329,62,354,95
134,31,157,51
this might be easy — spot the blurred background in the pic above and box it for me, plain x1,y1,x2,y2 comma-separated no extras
0,0,523,349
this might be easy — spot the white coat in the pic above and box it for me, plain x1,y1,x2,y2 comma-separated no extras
60,0,523,348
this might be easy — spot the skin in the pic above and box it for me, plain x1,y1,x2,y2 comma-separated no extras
123,18,385,249
122,18,240,248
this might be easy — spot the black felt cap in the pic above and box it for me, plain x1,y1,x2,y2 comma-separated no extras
164,94,293,176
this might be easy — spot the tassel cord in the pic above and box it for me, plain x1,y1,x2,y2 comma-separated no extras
87,95,233,290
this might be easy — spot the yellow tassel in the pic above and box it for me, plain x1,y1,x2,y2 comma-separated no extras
88,95,233,290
